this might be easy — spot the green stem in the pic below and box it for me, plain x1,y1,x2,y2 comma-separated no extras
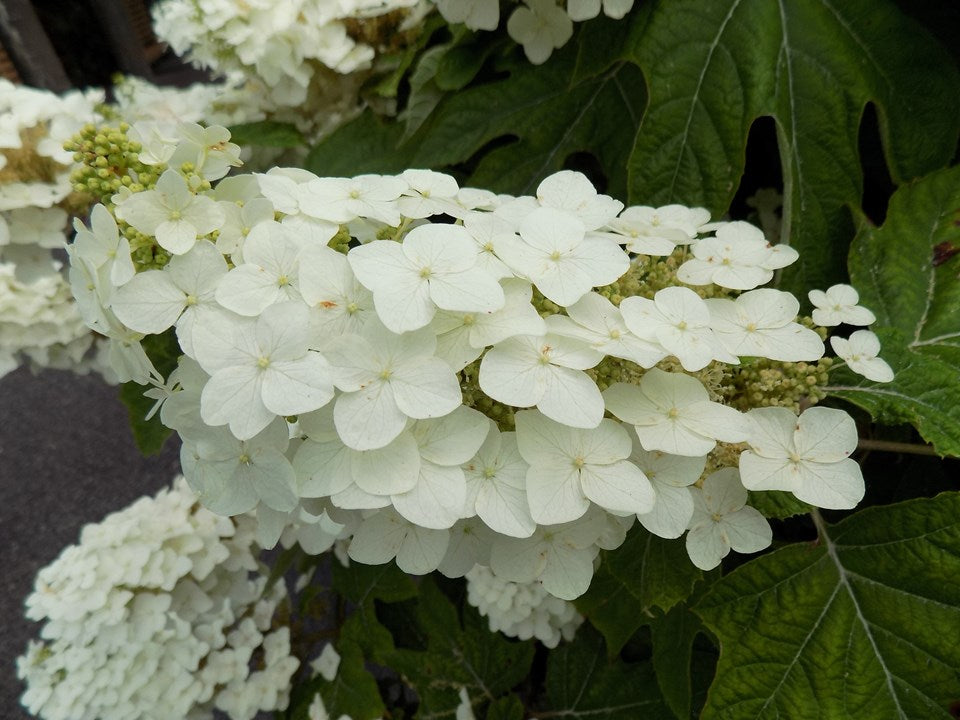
857,438,940,457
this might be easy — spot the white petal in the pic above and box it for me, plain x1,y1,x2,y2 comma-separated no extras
111,270,185,333
390,358,462,420
537,366,604,428
414,406,489,466
396,526,450,575
722,507,772,554
352,431,421,496
392,461,466,529
201,366,274,440
429,266,505,313
216,265,282,316
738,452,802,492
526,462,589,525
334,382,406,451
638,484,695,539
795,406,858,462
348,511,408,565
293,439,353,497
795,459,864,510
540,543,595,600
579,460,654,515
685,522,728,571
261,355,334,416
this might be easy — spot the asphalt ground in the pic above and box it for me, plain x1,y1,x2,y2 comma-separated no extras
0,366,181,718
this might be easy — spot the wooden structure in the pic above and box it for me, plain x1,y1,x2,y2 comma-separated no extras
0,0,162,90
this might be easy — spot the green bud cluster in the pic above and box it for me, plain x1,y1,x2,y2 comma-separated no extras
697,441,750,488
64,123,165,206
718,354,833,413
586,356,645,393
328,225,352,254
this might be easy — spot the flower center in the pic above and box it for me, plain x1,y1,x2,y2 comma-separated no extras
185,294,198,306
419,266,432,278
379,368,393,381
169,210,182,220
257,356,270,369
572,456,585,469
667,407,680,419
483,466,497,479
549,250,562,261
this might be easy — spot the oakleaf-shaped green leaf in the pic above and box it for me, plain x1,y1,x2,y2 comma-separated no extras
330,560,417,657
576,527,701,654
828,165,960,456
650,598,708,720
307,38,646,199
574,562,647,655
696,494,960,719
284,632,385,720
382,579,534,718
541,625,673,719
605,526,702,613
626,0,960,295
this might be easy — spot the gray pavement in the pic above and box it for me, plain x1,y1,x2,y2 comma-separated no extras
0,367,181,718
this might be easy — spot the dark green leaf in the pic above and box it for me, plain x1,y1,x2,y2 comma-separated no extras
369,14,446,99
828,328,960,457
381,579,534,718
541,625,674,719
330,560,417,657
605,526,702,613
649,600,706,720
748,489,812,519
434,39,497,91
305,109,413,177
696,494,960,719
307,36,647,199
574,561,647,655
485,694,525,720
626,0,960,295
118,382,171,456
331,559,418,605
828,165,960,456
228,120,304,148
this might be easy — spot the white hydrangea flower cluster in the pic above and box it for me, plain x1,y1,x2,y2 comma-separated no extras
465,565,583,647
151,0,429,124
17,477,299,720
433,0,635,64
68,121,886,602
0,80,113,379
111,74,264,130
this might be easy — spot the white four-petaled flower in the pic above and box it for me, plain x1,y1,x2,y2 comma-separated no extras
739,406,864,509
830,330,894,382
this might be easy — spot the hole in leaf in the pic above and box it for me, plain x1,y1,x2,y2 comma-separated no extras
858,101,896,226
563,151,608,193
729,116,784,240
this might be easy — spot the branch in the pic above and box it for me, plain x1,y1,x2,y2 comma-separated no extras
857,438,940,457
